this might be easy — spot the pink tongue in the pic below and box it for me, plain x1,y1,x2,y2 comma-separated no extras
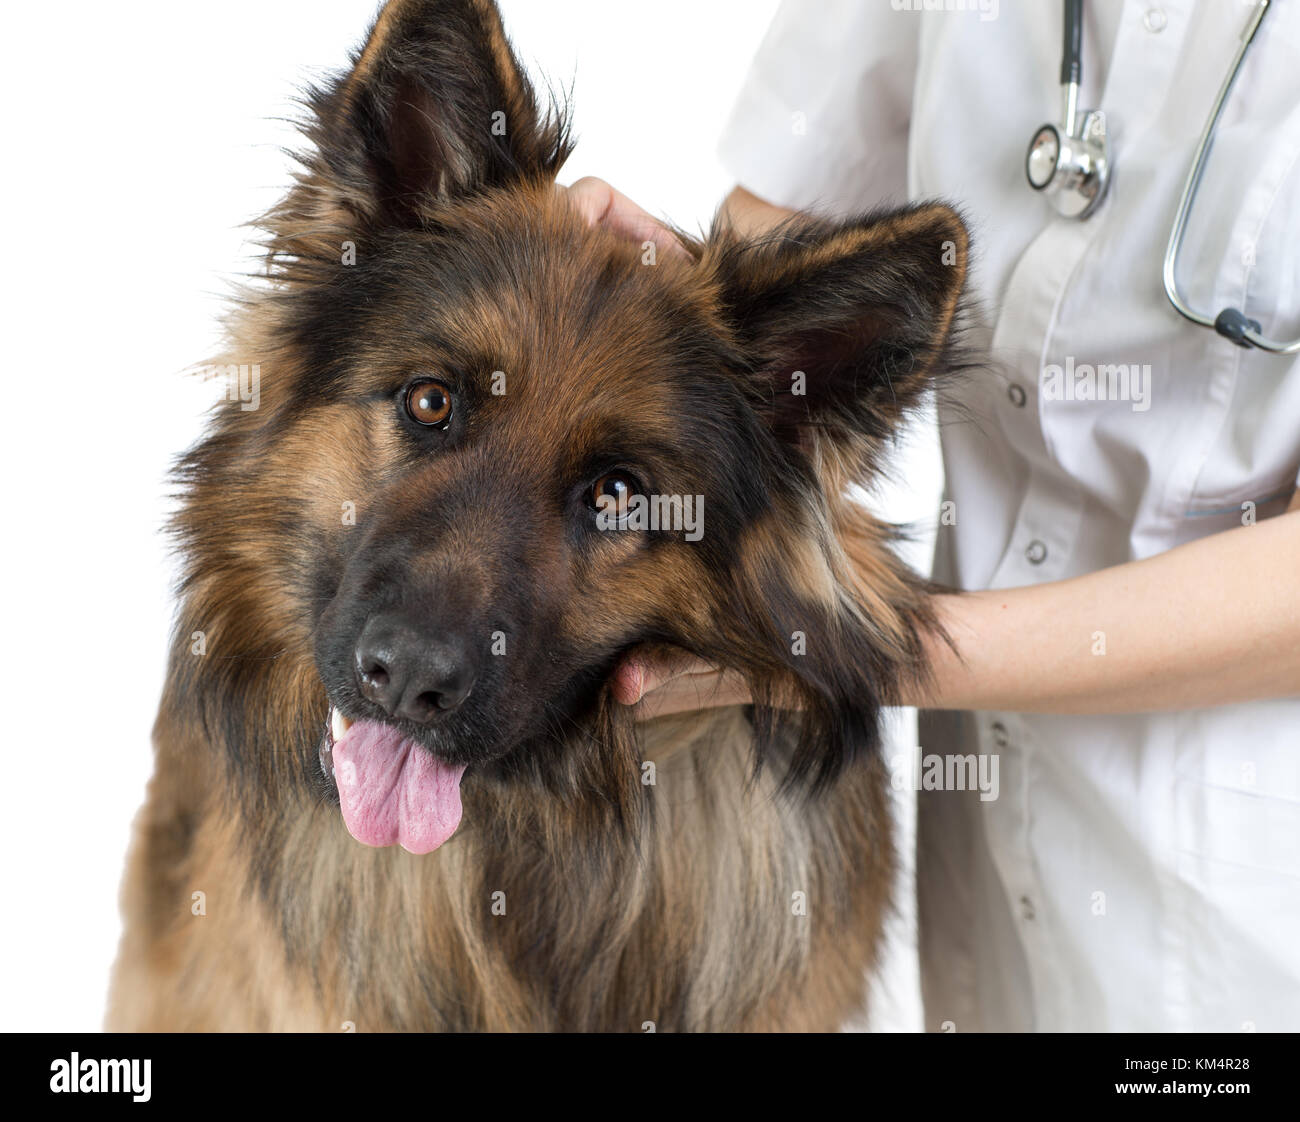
332,720,467,854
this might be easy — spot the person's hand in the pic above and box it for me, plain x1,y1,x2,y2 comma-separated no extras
558,176,692,262
610,650,752,719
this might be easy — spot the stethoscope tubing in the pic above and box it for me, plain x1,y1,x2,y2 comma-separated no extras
1161,0,1299,354
1034,0,1296,353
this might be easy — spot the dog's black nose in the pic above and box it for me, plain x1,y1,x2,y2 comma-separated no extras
354,614,476,722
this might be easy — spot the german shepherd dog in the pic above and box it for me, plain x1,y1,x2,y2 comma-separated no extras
109,0,967,1031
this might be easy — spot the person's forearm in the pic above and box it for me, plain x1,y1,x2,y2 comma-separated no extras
918,509,1300,714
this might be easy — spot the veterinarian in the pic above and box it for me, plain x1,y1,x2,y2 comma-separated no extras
574,0,1300,1031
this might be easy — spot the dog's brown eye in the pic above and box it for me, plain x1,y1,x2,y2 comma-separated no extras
405,380,452,426
590,472,639,513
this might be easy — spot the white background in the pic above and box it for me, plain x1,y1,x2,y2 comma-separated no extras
0,0,941,1032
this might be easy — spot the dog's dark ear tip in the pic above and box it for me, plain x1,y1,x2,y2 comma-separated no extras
287,0,576,231
913,200,971,273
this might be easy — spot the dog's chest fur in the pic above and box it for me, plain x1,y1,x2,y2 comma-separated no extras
109,707,891,1032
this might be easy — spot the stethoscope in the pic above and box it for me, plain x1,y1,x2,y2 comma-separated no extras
1026,0,1299,354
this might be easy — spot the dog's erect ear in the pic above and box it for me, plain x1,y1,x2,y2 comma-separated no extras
302,0,570,227
700,204,968,788
710,204,968,466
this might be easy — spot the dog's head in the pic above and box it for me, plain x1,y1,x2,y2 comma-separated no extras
178,0,967,852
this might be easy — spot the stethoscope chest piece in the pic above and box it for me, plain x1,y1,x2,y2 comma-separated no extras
1026,0,1111,220
1026,108,1111,219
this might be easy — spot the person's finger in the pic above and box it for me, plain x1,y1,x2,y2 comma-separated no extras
634,668,753,721
611,651,726,705
611,652,681,705
562,175,616,226
610,656,647,705
600,192,691,259
561,176,692,261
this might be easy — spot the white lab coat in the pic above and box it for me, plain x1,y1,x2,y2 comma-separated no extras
720,0,1300,1031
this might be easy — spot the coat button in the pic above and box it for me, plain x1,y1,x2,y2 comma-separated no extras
1019,895,1036,921
1025,539,1048,565
1007,383,1027,408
